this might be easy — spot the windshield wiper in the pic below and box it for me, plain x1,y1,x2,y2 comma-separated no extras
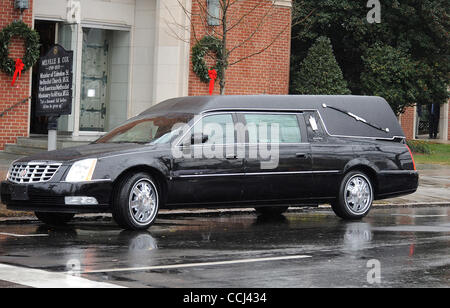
322,104,390,133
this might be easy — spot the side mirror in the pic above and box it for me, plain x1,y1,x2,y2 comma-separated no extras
191,133,209,145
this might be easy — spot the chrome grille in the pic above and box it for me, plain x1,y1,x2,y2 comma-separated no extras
8,162,62,184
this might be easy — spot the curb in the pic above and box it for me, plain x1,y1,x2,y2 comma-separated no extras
0,202,449,225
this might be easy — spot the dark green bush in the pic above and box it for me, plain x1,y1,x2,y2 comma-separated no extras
407,140,432,154
291,36,351,95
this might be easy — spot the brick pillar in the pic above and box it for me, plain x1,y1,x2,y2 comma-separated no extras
400,106,415,140
0,1,34,150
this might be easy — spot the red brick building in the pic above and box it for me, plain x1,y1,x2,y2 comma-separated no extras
0,0,448,153
0,0,33,151
188,0,291,96
0,0,293,151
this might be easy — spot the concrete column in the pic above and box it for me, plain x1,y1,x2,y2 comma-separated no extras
152,0,191,104
48,130,57,151
440,102,449,141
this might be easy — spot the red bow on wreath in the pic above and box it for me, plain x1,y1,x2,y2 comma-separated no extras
208,69,217,95
12,58,25,87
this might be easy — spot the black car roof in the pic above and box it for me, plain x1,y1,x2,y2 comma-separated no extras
140,95,405,140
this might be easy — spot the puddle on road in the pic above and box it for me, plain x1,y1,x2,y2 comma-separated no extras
391,214,448,218
371,225,450,233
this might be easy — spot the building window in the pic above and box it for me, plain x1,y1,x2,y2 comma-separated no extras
207,0,221,26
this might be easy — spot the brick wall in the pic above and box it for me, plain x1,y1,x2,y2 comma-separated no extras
0,0,33,150
400,106,415,140
188,0,291,96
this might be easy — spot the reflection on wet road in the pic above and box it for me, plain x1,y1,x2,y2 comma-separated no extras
0,207,449,287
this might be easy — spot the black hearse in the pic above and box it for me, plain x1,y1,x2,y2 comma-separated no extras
1,96,418,230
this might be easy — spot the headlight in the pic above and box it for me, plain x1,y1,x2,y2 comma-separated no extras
65,159,97,182
5,165,12,180
5,162,15,181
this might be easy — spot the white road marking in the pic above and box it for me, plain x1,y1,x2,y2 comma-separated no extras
0,232,48,238
82,255,312,274
0,264,124,288
391,214,448,218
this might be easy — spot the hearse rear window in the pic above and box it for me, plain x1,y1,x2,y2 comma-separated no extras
244,114,301,144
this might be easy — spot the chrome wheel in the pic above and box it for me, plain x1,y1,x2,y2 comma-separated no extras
344,175,373,215
128,179,158,226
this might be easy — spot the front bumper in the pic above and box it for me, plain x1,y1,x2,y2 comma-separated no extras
0,180,113,213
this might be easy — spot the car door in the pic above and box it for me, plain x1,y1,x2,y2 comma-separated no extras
303,111,353,198
239,112,313,202
169,113,245,205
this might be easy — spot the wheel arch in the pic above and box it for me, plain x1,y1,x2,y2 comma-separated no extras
113,165,169,204
344,164,379,196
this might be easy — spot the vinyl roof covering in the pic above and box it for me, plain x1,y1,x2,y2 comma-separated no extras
141,95,405,139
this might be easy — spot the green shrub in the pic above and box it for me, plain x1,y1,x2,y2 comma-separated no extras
361,45,419,116
407,140,432,154
292,36,351,95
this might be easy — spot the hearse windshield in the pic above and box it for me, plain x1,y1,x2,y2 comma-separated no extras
95,113,194,144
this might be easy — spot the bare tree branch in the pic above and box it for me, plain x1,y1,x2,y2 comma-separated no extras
193,0,224,38
165,0,218,62
229,8,315,66
168,0,314,94
226,0,266,33
227,2,276,55
168,0,202,45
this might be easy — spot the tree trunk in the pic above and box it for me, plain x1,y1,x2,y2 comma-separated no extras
219,66,226,95
220,0,227,95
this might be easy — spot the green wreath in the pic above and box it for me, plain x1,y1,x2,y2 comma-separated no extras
0,20,40,76
192,35,227,83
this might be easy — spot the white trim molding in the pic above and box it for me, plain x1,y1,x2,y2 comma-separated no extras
271,0,292,8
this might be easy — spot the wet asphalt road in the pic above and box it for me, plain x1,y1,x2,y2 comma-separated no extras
0,206,448,288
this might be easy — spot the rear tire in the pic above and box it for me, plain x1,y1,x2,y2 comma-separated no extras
255,206,288,216
112,172,160,230
331,171,374,220
35,212,75,226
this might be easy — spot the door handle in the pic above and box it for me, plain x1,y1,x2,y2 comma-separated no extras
226,154,238,160
296,153,308,158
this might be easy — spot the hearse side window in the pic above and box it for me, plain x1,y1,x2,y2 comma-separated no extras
244,113,302,144
192,114,235,145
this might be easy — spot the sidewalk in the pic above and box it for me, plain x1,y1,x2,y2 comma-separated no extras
1,152,449,219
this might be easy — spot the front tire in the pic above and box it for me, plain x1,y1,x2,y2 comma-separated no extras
35,212,75,226
112,172,160,230
331,171,374,220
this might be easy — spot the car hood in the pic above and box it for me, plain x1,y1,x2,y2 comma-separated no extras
15,143,159,164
